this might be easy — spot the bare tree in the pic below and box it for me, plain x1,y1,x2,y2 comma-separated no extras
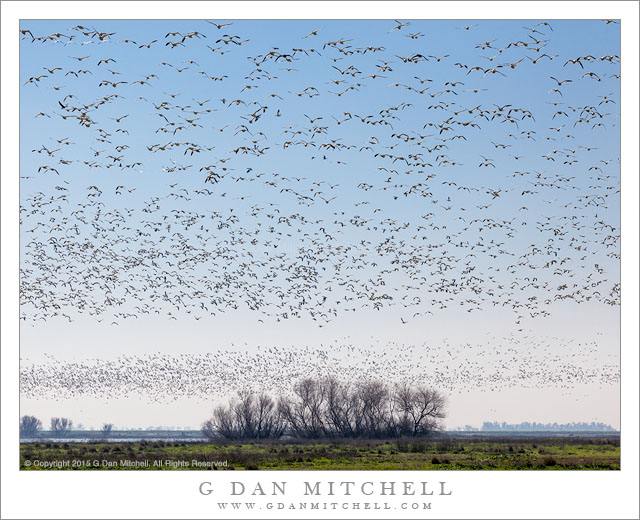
201,417,220,440
20,415,42,437
233,391,257,438
323,377,357,437
50,417,73,436
101,423,114,437
358,381,391,438
202,405,238,440
203,392,284,440
413,386,447,435
279,378,327,438
254,393,285,439
394,383,416,436
395,384,447,436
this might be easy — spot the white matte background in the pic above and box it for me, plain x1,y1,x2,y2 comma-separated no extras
2,2,638,519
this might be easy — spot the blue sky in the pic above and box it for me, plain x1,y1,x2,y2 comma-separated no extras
19,19,620,429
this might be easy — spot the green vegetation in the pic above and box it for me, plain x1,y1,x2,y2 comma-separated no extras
20,437,620,470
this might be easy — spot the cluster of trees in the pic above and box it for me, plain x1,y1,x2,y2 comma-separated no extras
20,417,118,437
481,421,617,432
202,377,447,440
19,416,76,437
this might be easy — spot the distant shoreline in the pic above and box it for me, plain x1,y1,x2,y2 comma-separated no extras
20,430,621,443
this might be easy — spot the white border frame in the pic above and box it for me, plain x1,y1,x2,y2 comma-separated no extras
2,2,638,519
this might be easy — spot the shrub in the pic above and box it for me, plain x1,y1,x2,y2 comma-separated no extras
412,442,427,453
397,440,410,453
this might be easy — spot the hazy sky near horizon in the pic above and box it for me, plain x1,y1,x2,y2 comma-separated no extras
19,18,620,429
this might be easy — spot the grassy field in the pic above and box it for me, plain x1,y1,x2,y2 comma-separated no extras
20,436,619,470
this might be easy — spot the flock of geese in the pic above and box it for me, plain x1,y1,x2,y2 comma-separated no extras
20,333,619,402
19,20,619,400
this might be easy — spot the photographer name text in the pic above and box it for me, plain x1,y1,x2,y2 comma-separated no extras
200,480,452,497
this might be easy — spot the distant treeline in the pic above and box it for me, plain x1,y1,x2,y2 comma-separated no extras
202,377,447,440
479,421,617,432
